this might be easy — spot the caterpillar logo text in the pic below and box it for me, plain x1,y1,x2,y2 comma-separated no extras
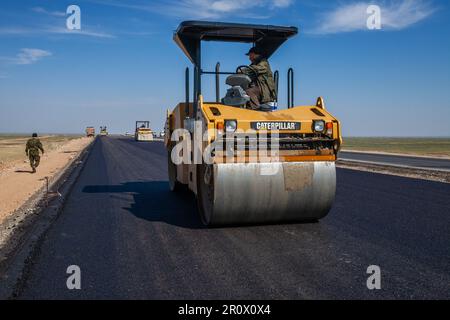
251,122,301,131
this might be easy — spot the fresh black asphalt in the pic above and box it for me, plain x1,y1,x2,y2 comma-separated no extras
18,136,450,299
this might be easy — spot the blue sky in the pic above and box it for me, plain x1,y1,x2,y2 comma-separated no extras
0,0,449,136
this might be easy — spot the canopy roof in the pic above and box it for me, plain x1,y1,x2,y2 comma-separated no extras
174,21,298,63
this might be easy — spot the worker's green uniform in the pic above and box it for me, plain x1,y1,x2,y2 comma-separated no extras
25,138,44,172
244,58,277,109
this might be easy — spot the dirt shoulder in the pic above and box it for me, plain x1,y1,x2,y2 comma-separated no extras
0,135,82,170
0,137,93,225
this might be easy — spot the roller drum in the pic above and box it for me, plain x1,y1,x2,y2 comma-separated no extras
197,161,336,226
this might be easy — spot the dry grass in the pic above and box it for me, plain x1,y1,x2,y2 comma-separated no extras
0,135,82,166
342,137,450,157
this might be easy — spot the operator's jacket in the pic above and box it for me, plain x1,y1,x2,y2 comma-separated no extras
245,58,277,104
25,138,44,158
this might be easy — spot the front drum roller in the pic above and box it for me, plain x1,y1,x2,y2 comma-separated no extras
197,162,336,226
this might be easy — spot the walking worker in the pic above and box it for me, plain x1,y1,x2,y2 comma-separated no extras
25,133,44,173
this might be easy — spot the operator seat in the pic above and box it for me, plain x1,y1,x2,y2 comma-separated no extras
221,74,251,107
222,74,277,111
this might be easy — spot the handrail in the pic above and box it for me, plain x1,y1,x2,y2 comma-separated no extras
201,71,235,75
287,68,294,108
185,67,190,116
215,62,220,103
274,70,279,103
193,65,293,109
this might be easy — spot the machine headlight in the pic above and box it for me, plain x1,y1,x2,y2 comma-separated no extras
313,120,325,133
225,120,237,133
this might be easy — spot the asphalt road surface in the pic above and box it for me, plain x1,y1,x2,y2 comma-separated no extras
339,151,450,171
18,136,450,299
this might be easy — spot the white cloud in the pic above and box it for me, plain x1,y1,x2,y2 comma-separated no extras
0,26,115,39
311,0,436,34
272,0,293,8
45,27,116,39
15,48,52,65
0,27,35,35
32,7,66,17
0,6,114,39
382,0,436,28
92,0,293,19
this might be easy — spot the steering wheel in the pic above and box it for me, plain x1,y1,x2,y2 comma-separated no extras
236,65,249,74
236,65,257,81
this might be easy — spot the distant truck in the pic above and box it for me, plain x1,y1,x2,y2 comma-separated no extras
100,126,108,136
85,126,95,137
135,121,154,141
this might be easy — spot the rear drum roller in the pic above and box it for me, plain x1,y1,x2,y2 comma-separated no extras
197,164,215,225
168,149,182,192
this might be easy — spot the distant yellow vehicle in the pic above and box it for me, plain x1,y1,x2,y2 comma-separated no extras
135,121,154,141
85,126,95,137
99,126,108,136
165,21,342,226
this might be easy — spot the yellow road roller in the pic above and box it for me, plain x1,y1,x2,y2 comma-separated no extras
135,121,154,141
165,21,342,226
99,126,108,136
85,126,95,137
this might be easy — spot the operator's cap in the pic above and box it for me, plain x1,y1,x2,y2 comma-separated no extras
245,47,262,56
32,133,38,137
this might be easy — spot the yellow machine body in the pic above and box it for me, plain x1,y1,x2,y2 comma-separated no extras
135,128,154,141
165,96,342,225
85,127,95,137
100,128,108,136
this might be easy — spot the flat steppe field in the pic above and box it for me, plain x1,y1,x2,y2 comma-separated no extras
342,137,450,157
0,135,82,167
